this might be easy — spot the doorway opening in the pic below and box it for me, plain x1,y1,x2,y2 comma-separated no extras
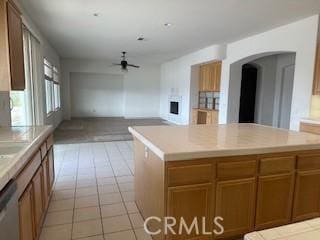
239,64,258,123
228,52,296,129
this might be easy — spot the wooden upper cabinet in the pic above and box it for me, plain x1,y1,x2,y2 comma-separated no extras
199,61,222,92
0,0,25,91
313,42,320,95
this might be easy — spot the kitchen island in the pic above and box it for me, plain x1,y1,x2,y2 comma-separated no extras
129,124,320,240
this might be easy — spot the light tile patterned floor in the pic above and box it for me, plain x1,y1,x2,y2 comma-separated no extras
40,141,152,240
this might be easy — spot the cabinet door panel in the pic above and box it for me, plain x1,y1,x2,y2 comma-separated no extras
215,178,256,239
19,185,35,240
32,167,44,237
214,62,222,92
48,147,55,192
42,157,49,208
256,174,294,229
7,0,25,90
167,183,212,240
293,170,320,221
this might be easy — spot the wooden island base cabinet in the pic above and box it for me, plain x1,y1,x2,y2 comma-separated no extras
17,134,55,240
134,139,320,240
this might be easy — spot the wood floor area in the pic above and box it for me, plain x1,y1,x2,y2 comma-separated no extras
54,117,168,144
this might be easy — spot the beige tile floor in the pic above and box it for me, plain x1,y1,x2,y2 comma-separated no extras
40,141,152,240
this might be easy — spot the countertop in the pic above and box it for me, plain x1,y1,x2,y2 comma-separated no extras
300,117,320,125
128,123,320,161
0,126,53,191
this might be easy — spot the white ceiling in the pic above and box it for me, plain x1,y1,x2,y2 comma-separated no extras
21,0,320,63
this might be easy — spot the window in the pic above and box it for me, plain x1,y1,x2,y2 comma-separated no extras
44,59,61,114
44,59,53,114
53,67,61,109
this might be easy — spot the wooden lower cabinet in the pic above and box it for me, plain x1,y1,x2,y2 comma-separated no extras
19,185,35,240
293,170,320,221
42,157,49,209
255,174,295,229
215,178,256,239
192,109,218,125
134,139,320,240
17,134,55,240
48,147,55,190
32,167,44,238
167,183,212,240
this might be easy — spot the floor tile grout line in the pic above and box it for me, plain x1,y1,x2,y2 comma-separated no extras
104,141,138,240
70,144,80,240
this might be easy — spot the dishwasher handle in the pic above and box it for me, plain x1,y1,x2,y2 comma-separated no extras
0,180,17,213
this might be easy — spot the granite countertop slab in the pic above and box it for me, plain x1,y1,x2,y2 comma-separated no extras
0,126,53,191
128,123,320,161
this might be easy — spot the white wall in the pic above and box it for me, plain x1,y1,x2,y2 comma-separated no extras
160,45,226,124
15,0,62,128
70,73,124,117
61,59,160,119
220,15,319,130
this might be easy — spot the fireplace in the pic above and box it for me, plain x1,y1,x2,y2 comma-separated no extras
170,101,179,115
168,96,182,123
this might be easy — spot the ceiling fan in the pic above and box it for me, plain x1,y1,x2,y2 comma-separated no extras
113,52,140,72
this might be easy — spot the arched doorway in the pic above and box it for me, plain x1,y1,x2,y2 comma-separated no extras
228,52,296,129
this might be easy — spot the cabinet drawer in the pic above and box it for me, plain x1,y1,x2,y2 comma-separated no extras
217,160,256,180
259,156,295,175
297,154,320,170
46,135,54,149
16,151,41,198
167,164,213,186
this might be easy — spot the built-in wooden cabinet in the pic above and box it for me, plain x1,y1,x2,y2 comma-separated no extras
255,156,295,229
216,178,256,239
134,138,320,240
19,184,35,240
293,169,320,221
192,109,218,125
313,42,320,95
42,157,50,209
256,174,295,229
0,0,25,90
32,167,44,238
167,183,212,240
199,62,222,92
17,134,55,240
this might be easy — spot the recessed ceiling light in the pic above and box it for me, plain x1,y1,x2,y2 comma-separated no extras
93,13,99,17
137,36,146,41
164,23,173,27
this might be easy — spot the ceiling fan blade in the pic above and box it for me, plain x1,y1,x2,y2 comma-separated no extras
127,64,140,68
112,63,122,66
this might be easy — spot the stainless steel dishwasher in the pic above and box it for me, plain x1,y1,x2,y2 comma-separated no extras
0,180,19,240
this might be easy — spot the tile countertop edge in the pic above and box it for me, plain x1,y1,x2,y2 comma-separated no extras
0,126,53,191
128,127,165,160
128,126,320,161
300,118,320,125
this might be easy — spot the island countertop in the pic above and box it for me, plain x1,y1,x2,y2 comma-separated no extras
128,123,320,161
0,126,53,191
